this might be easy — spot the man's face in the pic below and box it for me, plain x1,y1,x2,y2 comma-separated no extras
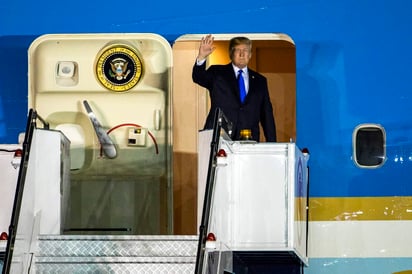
231,44,251,69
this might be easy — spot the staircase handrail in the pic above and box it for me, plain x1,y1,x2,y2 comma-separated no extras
194,108,232,274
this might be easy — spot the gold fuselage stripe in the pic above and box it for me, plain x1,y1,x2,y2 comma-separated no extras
308,197,412,221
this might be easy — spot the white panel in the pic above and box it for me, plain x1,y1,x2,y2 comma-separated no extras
0,146,21,251
32,129,68,234
309,220,412,257
0,147,20,230
233,152,288,248
202,138,308,263
197,130,213,227
209,153,234,245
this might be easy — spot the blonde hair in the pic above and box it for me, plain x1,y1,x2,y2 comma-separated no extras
229,37,252,60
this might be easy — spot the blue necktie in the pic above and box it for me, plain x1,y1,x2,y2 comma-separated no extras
238,69,246,103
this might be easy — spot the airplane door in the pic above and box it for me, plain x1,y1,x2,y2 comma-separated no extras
28,33,173,235
172,33,296,234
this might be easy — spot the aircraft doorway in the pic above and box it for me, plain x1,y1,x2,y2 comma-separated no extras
172,33,296,234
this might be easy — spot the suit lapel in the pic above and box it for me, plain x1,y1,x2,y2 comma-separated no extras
247,69,256,96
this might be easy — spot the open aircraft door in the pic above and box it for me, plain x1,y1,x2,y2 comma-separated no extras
28,34,174,235
172,33,296,234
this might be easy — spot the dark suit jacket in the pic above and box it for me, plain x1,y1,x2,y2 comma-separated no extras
192,62,277,142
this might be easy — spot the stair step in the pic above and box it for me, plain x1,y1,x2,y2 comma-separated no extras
34,261,195,273
34,235,199,273
36,256,195,263
37,235,198,257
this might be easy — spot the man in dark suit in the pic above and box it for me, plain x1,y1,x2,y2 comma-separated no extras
192,34,277,142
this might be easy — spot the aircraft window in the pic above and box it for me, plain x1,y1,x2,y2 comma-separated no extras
353,124,386,168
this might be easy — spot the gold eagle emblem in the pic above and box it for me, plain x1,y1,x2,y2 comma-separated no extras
95,44,143,92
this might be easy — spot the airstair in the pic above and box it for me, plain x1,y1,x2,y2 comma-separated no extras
1,110,228,274
1,109,309,274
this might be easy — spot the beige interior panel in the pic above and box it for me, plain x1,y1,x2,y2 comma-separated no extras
172,41,201,234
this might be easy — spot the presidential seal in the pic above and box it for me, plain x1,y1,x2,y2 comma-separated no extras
95,44,143,92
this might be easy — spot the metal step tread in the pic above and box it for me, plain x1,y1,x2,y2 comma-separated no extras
34,263,195,273
36,234,199,258
35,255,196,263
38,234,198,241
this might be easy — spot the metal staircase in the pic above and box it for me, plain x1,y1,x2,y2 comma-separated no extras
33,235,198,273
2,109,307,274
0,111,203,274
